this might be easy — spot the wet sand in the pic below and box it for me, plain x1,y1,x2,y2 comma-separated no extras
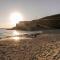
0,34,60,60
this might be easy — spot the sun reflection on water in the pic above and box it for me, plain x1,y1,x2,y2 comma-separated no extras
12,30,20,36
12,30,20,41
12,37,20,41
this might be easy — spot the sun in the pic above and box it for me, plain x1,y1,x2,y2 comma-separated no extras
10,12,23,27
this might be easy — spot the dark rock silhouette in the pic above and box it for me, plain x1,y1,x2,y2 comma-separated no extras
14,14,60,31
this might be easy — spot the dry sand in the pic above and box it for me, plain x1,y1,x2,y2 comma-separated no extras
0,34,60,60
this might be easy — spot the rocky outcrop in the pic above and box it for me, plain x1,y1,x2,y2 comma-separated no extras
14,14,60,31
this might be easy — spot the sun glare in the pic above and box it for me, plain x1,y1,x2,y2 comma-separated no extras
12,30,20,36
12,37,20,41
11,30,20,41
10,12,23,27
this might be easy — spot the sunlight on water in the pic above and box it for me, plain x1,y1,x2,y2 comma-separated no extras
12,30,20,36
12,37,20,41
11,30,20,41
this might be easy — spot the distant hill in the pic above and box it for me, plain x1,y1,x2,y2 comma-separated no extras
13,14,60,31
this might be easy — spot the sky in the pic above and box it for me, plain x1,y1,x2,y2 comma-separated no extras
0,0,60,28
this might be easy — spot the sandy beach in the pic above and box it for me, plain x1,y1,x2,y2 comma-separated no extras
0,33,60,60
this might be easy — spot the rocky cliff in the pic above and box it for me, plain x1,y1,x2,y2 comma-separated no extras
14,14,60,31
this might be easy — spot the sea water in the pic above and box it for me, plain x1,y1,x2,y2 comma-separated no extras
0,28,60,39
0,28,43,38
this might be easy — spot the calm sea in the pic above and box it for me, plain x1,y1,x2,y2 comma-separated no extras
0,28,60,39
0,28,43,38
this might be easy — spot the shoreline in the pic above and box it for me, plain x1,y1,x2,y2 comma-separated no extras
0,33,60,60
